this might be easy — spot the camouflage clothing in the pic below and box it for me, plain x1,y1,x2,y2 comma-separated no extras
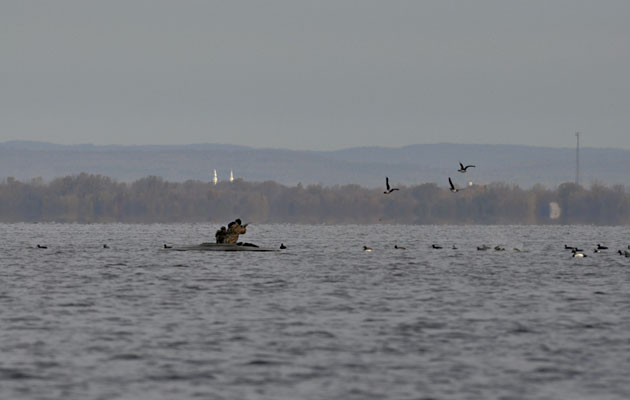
215,226,227,243
225,219,247,244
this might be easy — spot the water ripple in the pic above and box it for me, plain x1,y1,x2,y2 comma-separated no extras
0,223,628,400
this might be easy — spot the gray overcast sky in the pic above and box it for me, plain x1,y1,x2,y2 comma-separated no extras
2,1,629,150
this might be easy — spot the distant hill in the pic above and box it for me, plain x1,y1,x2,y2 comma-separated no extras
0,141,628,188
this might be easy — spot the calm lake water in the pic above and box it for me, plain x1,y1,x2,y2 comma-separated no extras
0,223,628,400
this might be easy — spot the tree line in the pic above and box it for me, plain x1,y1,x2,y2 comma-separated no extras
0,174,628,225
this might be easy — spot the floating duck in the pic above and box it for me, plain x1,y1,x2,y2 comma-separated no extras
572,249,587,258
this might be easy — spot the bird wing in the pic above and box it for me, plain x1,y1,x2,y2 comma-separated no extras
459,162,464,169
448,177,455,189
385,177,390,191
466,165,475,169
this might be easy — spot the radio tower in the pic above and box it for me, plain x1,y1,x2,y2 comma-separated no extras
575,132,580,185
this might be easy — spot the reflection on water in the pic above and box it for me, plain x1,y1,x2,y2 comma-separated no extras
0,223,629,399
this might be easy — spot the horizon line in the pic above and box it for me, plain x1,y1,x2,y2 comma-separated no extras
1,139,627,153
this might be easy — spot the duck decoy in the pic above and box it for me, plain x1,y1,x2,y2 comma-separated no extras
572,249,587,258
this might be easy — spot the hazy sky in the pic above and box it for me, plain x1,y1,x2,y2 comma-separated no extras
2,1,629,150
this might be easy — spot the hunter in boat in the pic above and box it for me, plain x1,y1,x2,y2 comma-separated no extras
169,218,277,251
224,219,248,244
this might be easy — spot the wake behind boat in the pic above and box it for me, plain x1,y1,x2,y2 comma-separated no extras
166,242,279,252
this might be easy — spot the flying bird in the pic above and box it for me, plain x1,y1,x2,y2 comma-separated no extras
448,177,459,193
384,177,399,194
458,162,475,173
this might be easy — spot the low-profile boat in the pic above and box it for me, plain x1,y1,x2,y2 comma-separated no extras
166,242,279,252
